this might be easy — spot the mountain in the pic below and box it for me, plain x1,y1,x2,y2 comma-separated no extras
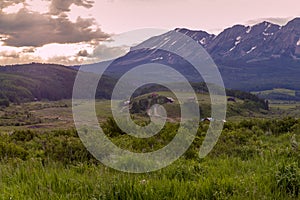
2,18,300,103
207,18,300,64
84,18,300,92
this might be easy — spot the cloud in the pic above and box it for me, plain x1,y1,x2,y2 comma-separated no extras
74,44,128,63
0,8,110,47
0,0,126,65
0,50,84,66
46,55,84,65
48,0,94,15
246,17,294,26
0,50,43,65
77,49,89,57
90,44,128,61
0,51,20,58
0,43,128,66
0,0,26,10
22,47,36,53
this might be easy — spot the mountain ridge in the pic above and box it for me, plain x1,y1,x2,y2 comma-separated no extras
83,17,300,92
174,17,300,63
1,18,300,95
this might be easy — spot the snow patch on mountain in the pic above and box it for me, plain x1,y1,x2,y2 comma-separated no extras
151,57,164,61
149,45,157,50
297,39,300,46
235,36,241,45
263,32,274,36
246,26,252,34
229,46,236,52
264,23,272,32
159,39,171,47
235,41,241,46
229,36,242,52
246,46,257,54
199,38,206,45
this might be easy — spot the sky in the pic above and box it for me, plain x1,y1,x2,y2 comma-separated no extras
0,0,299,66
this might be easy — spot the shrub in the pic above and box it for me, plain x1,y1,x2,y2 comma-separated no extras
10,130,36,142
102,117,126,137
0,142,29,160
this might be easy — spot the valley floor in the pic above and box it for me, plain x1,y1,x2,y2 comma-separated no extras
0,100,299,199
0,115,299,199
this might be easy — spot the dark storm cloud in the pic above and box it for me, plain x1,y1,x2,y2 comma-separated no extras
0,8,110,47
0,0,110,47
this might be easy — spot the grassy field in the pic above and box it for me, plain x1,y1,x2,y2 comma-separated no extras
0,97,299,199
0,118,299,199
0,92,297,131
0,156,298,199
268,100,300,118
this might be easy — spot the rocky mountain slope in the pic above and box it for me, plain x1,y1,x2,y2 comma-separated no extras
86,18,300,92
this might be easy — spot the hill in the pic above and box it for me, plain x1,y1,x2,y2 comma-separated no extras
0,63,117,105
127,85,269,120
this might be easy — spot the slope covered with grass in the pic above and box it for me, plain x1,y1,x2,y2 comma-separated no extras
0,63,117,104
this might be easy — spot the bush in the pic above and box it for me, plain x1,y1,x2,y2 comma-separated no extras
10,130,36,142
102,117,126,137
0,142,29,160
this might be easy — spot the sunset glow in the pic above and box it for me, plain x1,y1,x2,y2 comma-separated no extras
0,0,299,65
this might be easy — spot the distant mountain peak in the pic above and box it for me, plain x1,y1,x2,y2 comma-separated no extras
284,17,300,30
258,21,273,26
173,28,215,47
172,18,300,62
81,17,300,91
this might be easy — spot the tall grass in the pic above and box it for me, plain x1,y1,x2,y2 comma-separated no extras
0,155,298,199
0,118,299,199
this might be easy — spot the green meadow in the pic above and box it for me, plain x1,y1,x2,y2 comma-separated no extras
0,113,299,199
0,91,299,199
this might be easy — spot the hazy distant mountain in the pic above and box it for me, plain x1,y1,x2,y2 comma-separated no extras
84,18,300,92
